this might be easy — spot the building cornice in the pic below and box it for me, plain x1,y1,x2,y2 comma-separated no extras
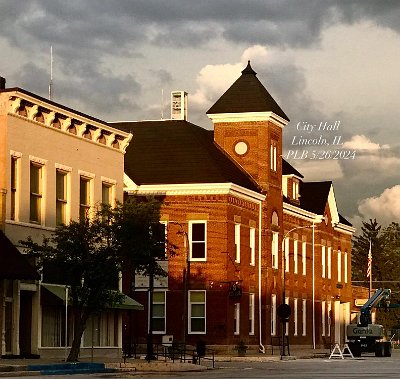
124,180,266,203
283,202,323,223
207,111,288,128
3,90,132,153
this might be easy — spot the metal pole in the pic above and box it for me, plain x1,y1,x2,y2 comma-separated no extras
65,285,68,362
312,222,316,350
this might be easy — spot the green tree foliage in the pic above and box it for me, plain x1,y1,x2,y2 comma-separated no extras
21,197,171,361
352,219,400,332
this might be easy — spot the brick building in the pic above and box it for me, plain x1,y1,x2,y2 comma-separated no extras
114,62,355,352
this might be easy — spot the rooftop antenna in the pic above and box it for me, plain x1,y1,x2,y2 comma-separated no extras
161,88,164,120
48,45,53,100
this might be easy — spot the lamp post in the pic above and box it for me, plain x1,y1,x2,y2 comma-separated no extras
281,224,317,357
170,222,190,347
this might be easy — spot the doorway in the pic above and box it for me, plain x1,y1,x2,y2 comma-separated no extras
19,291,32,357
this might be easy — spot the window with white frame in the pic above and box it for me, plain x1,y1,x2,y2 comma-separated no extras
302,299,307,336
285,237,289,272
249,293,255,335
10,155,20,221
152,291,166,334
79,176,91,220
271,294,277,336
302,241,307,275
327,301,332,336
272,232,279,269
270,140,277,172
294,240,298,274
102,182,112,206
250,227,256,266
189,221,207,261
322,300,326,336
292,180,299,200
189,291,206,334
235,224,240,263
234,303,240,335
337,250,342,282
56,170,68,225
294,298,298,336
30,162,43,223
321,245,326,278
327,246,332,279
285,297,289,336
344,251,348,283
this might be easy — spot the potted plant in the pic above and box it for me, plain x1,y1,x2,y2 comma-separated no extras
234,340,248,357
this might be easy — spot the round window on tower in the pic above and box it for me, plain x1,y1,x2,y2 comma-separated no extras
234,141,249,156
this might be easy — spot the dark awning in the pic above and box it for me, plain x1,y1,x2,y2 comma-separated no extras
41,283,143,310
0,231,40,280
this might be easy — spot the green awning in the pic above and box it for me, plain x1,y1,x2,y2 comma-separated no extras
41,284,143,310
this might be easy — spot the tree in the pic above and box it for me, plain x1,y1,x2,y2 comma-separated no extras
21,197,171,361
352,219,385,282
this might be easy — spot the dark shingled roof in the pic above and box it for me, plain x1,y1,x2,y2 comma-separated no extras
282,159,304,178
299,181,332,214
112,120,261,192
206,61,289,121
0,231,39,280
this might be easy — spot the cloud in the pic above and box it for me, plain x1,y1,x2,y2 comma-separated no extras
343,135,390,150
357,185,400,225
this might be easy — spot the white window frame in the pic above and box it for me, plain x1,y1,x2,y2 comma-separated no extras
292,180,299,200
294,298,298,336
56,169,69,226
188,290,206,334
249,293,255,335
234,303,240,335
302,241,306,275
10,151,22,221
285,297,289,336
294,240,298,274
327,246,332,279
250,227,256,266
270,141,277,171
285,237,289,272
302,299,307,336
152,290,166,335
271,294,277,336
321,245,326,278
337,250,342,282
235,223,240,263
272,232,279,269
327,301,332,336
79,176,92,220
30,159,45,224
322,300,326,337
189,221,207,262
344,251,348,284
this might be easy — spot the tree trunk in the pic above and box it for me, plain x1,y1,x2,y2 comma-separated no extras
67,309,89,362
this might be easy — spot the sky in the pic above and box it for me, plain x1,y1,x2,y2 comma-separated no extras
1,0,400,233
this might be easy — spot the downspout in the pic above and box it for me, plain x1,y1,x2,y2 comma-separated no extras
258,200,265,353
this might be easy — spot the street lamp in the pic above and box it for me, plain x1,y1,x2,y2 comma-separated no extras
281,224,318,357
170,222,190,348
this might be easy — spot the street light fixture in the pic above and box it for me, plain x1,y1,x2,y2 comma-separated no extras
280,224,318,358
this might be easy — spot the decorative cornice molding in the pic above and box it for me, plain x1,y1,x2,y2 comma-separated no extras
124,179,266,203
207,111,288,128
4,91,132,154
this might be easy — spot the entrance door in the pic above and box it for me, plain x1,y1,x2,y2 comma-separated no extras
19,291,32,357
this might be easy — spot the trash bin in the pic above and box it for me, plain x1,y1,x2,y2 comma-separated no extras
196,340,206,357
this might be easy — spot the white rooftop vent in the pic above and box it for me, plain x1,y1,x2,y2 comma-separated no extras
171,91,188,120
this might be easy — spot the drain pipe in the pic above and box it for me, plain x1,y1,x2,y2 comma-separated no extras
258,200,265,353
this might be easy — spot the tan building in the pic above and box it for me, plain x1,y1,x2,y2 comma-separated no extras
0,78,132,358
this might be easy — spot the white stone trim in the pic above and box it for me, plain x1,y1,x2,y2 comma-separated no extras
78,170,95,179
55,163,72,172
125,182,265,203
101,176,117,185
283,202,323,223
29,155,47,165
10,150,22,158
207,111,288,128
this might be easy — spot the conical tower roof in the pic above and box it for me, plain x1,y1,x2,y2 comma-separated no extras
206,61,289,121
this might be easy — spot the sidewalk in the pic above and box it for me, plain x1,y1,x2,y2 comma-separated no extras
0,347,331,377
